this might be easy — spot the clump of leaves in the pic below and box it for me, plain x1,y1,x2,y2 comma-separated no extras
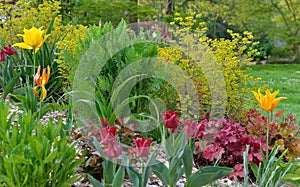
245,109,300,160
193,118,265,179
193,109,300,180
0,101,83,186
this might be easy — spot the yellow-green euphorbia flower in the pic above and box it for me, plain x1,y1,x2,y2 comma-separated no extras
252,88,287,112
13,26,50,53
33,65,50,101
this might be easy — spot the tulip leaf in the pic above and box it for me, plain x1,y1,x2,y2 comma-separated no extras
142,151,158,186
2,73,20,100
126,166,141,187
112,166,125,187
162,138,174,159
151,162,169,186
185,166,233,187
88,174,104,187
46,14,56,35
182,144,193,179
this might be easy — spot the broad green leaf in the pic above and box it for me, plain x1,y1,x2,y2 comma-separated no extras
126,166,141,187
182,144,193,179
185,166,233,187
151,162,169,186
88,174,104,187
112,166,125,187
2,73,20,100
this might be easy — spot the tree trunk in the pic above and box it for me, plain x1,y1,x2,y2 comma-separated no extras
129,0,138,23
165,0,175,15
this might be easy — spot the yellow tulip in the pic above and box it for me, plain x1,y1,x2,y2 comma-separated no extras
252,88,287,112
33,65,50,101
13,27,50,53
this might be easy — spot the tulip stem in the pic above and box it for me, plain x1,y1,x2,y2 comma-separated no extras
33,51,36,86
266,120,269,160
265,111,272,161
38,98,42,120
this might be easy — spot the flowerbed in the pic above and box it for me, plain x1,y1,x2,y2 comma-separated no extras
0,1,299,187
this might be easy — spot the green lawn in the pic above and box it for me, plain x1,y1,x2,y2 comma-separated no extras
248,64,300,121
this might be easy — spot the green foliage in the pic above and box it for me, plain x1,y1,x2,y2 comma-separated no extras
150,132,233,187
211,0,300,56
282,160,300,186
72,0,156,26
185,166,233,187
0,101,83,187
249,146,293,187
159,10,260,118
252,43,273,60
270,46,293,58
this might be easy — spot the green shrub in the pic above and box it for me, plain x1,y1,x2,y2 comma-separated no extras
160,10,260,119
72,0,156,26
251,43,273,60
0,101,83,187
270,46,293,58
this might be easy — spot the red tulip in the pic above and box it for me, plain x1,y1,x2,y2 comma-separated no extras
100,118,109,127
133,137,152,157
2,45,15,56
183,120,205,138
98,126,123,158
102,138,123,159
99,126,117,145
0,51,5,62
161,110,180,133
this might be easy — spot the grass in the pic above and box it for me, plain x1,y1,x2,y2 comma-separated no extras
248,64,300,121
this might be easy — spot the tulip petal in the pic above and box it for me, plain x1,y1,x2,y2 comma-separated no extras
33,86,39,97
34,66,41,86
12,43,33,50
253,88,287,112
271,97,287,111
41,86,47,101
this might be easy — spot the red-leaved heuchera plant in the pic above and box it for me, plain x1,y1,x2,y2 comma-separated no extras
193,118,266,179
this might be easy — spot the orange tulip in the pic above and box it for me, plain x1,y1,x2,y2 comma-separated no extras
33,65,50,101
252,88,287,112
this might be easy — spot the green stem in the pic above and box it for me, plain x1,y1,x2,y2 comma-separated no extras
266,118,269,160
38,97,42,120
265,111,272,160
33,51,36,85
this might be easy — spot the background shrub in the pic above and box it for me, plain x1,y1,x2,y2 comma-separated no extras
270,46,293,58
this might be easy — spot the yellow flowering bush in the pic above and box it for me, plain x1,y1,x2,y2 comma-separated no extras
0,0,62,44
55,24,87,81
158,10,261,118
0,0,87,84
